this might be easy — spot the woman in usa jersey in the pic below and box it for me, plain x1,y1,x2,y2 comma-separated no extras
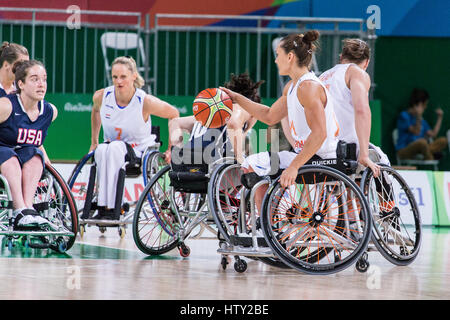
0,60,58,230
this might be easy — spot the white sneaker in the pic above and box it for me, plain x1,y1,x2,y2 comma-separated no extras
33,216,60,231
17,214,40,227
14,209,59,231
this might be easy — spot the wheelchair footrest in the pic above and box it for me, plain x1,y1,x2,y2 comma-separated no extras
230,234,268,247
217,246,275,258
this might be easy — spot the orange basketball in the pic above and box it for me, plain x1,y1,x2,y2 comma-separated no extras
192,88,233,128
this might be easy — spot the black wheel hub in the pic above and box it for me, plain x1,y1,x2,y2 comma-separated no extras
161,200,170,210
309,212,325,227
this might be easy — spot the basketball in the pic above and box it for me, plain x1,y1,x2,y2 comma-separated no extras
192,88,233,128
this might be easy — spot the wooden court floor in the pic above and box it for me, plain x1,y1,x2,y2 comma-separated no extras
0,225,449,300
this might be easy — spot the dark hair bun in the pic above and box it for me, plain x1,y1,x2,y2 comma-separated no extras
303,30,320,43
12,60,24,74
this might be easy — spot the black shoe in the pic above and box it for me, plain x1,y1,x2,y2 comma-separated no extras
91,207,107,220
100,209,120,221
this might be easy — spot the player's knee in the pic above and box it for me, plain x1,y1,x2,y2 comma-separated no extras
1,156,21,171
108,141,126,155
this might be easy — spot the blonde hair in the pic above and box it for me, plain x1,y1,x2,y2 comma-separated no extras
111,56,145,89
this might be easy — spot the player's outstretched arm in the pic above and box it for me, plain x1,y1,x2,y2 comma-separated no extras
220,85,288,126
168,116,196,148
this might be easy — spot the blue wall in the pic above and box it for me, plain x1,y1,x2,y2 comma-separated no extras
269,0,450,38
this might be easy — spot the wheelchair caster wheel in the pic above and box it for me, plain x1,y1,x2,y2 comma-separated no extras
56,238,67,253
119,226,126,239
79,225,85,238
356,253,369,273
21,237,29,249
178,243,190,257
99,226,107,234
234,259,247,273
7,239,13,252
221,256,229,270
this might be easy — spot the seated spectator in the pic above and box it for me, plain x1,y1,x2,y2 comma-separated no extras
396,88,447,161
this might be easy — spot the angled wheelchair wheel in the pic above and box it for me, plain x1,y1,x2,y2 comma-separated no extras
261,165,372,275
208,161,245,242
67,151,96,220
132,165,181,255
142,150,166,186
36,165,79,252
361,164,422,266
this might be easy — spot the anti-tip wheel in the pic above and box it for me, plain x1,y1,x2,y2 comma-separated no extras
179,243,191,257
119,226,126,239
356,253,370,273
221,256,229,270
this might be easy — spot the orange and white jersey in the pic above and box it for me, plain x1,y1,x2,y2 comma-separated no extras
100,86,156,153
319,63,357,145
287,71,339,159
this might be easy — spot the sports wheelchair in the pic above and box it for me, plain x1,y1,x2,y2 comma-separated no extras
212,144,422,274
68,140,165,238
211,148,373,275
0,165,78,253
132,126,235,257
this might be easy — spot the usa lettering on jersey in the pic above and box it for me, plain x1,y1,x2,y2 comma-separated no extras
17,128,43,146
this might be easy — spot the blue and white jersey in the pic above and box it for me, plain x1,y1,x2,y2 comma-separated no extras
0,94,53,148
100,86,156,153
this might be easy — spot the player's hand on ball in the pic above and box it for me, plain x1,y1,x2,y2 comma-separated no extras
219,87,239,103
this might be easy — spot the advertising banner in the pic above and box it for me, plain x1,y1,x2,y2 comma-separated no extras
393,170,438,226
434,172,450,226
54,163,145,204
